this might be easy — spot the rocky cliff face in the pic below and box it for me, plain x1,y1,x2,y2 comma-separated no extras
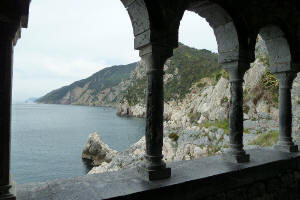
85,131,212,174
86,113,300,175
117,37,281,129
37,43,221,108
117,57,279,129
82,37,300,175
37,63,137,107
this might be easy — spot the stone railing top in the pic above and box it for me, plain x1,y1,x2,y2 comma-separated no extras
17,147,300,200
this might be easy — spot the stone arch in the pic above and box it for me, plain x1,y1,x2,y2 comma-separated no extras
259,25,294,73
121,0,151,49
184,1,254,163
121,0,187,50
187,1,248,64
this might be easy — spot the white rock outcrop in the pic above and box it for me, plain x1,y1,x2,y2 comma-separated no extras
82,132,117,166
116,101,145,118
117,57,282,129
88,134,209,175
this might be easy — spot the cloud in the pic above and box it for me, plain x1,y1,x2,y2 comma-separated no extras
179,11,217,52
13,1,217,102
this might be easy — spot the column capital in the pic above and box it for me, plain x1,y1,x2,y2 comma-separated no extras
139,44,173,68
139,44,173,76
222,60,250,82
274,71,296,89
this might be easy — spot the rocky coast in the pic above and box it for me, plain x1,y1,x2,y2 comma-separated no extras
83,59,300,175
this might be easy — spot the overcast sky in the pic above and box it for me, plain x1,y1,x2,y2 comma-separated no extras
13,0,217,102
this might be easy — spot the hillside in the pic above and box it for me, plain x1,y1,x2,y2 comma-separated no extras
37,43,221,107
117,37,281,126
84,38,300,175
37,63,137,106
123,43,221,106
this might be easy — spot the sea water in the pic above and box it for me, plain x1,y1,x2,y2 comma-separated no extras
11,104,145,184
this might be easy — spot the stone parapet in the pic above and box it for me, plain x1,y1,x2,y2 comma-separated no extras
17,148,300,200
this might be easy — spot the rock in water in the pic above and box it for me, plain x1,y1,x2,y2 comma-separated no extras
82,132,117,166
88,134,209,175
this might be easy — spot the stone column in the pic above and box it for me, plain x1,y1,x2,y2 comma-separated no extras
274,72,298,152
137,44,172,181
0,23,16,200
223,61,250,163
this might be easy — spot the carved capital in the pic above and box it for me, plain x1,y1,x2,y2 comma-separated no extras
223,60,250,82
139,44,173,72
274,71,296,89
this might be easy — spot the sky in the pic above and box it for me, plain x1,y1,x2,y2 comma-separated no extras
13,0,217,102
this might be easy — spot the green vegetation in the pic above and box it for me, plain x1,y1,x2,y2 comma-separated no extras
122,43,221,105
188,111,201,124
39,43,222,107
212,69,229,85
295,97,300,104
164,44,221,101
243,104,250,114
248,130,279,147
244,58,279,109
207,144,223,156
117,163,123,169
168,132,179,142
123,76,147,106
220,97,229,105
203,131,226,156
261,68,279,106
196,82,206,89
244,129,250,134
199,119,229,134
37,63,137,103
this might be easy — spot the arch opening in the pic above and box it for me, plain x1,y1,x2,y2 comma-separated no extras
12,0,143,184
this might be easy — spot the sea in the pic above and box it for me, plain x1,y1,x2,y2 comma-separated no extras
11,104,145,184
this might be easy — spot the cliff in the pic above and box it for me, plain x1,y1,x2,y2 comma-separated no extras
36,63,137,106
80,37,300,175
37,43,221,108
117,40,280,126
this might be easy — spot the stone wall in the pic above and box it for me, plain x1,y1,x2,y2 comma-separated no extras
17,148,300,200
203,170,299,200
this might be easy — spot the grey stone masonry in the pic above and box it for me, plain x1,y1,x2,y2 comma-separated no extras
223,61,250,163
137,44,173,180
274,72,298,152
4,0,300,199
16,148,300,200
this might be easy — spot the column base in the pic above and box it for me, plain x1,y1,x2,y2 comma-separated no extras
223,152,250,163
273,144,298,152
137,165,171,181
0,195,16,200
0,175,16,200
0,184,16,200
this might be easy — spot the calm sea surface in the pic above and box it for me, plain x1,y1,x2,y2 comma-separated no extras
11,104,145,184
